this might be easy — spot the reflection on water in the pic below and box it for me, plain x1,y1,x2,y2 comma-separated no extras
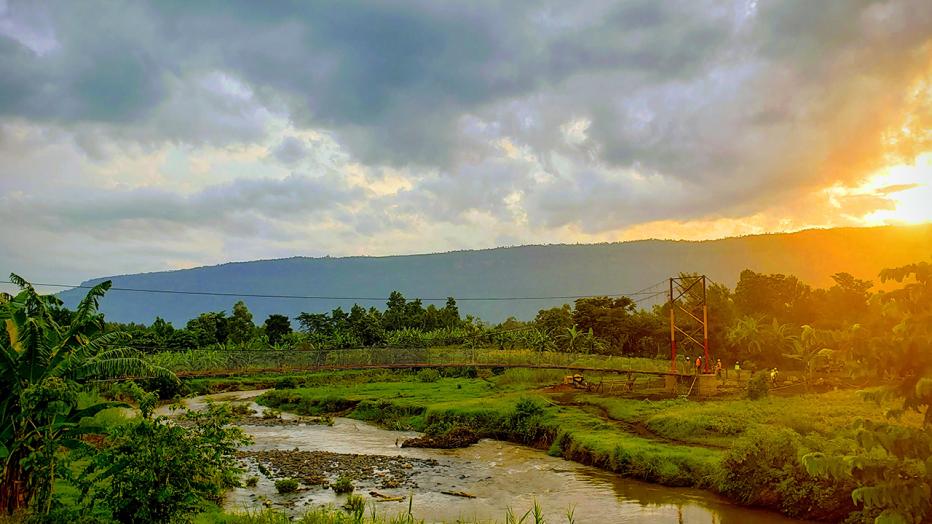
171,391,807,524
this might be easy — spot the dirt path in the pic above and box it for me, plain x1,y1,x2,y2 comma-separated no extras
544,390,728,450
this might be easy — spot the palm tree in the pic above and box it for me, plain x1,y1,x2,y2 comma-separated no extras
0,274,175,515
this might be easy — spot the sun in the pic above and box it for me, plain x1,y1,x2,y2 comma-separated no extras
861,154,932,226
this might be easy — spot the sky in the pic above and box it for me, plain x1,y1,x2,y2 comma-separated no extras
1,0,931,286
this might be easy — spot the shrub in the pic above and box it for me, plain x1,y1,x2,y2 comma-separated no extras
719,427,855,520
417,368,440,383
275,377,298,389
245,476,259,487
79,404,252,523
331,476,354,494
275,478,300,494
747,372,770,400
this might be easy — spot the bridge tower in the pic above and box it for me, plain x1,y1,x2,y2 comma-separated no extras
668,275,711,373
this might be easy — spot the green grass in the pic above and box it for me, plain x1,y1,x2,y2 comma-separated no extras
574,389,920,448
253,368,908,522
258,377,720,488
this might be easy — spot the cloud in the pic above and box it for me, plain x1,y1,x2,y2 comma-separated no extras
271,137,309,165
1,0,931,284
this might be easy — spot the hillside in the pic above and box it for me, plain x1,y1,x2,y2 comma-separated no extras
57,224,932,325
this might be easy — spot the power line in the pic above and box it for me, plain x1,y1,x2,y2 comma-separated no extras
0,279,670,303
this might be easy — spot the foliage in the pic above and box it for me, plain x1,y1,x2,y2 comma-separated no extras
416,368,440,383
263,315,292,346
78,403,252,523
228,301,256,345
330,476,354,494
802,261,932,523
0,274,173,516
719,427,855,520
274,478,299,494
747,372,770,400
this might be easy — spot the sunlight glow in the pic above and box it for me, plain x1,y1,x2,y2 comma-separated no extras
860,153,932,225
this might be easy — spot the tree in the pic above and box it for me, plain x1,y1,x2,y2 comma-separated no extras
803,262,932,522
809,272,874,329
297,312,332,336
150,316,175,341
348,305,384,346
227,301,255,344
534,305,573,336
263,314,292,346
186,311,228,346
0,274,174,515
782,325,833,389
727,316,764,359
734,270,814,324
382,291,408,331
573,296,637,353
441,297,461,329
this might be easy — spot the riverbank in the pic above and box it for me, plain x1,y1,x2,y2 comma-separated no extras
180,390,807,523
250,368,917,522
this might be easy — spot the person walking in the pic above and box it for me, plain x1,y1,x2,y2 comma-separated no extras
734,361,741,382
715,359,724,381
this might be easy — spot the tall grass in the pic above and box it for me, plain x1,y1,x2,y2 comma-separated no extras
145,347,670,376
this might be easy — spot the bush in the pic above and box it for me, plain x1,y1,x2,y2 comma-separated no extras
747,372,770,400
331,476,354,494
78,404,252,523
245,476,259,487
275,478,300,494
417,368,440,383
274,377,298,389
719,427,855,520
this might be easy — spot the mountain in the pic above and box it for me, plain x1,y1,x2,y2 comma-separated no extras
56,224,932,326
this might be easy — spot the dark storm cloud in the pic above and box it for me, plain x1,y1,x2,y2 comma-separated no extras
1,0,931,238
0,0,734,164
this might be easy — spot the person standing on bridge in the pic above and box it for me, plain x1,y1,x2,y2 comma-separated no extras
695,356,702,375
734,362,741,382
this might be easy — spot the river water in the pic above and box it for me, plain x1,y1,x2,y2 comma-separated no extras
168,391,807,524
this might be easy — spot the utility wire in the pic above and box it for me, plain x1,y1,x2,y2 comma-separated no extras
0,279,670,303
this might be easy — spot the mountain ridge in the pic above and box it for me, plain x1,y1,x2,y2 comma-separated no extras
59,224,932,325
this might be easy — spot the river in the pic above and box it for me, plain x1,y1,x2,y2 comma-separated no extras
168,390,808,524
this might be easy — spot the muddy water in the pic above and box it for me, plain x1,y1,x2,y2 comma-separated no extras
168,391,807,524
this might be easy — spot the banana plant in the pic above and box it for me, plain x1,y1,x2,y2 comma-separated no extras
783,325,833,389
0,274,174,515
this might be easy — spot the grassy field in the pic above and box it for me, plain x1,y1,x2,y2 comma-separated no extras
252,366,910,521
